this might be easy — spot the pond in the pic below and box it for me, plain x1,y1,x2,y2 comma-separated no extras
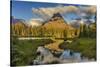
33,46,94,65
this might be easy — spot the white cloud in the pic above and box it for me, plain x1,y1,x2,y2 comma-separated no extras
32,5,79,21
28,18,43,27
80,5,96,14
32,5,96,21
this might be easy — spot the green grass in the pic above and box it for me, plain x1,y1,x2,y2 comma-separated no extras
11,37,96,66
59,38,96,60
11,37,54,66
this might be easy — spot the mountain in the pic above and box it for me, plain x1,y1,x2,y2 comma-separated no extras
11,16,27,36
11,16,25,24
41,13,76,38
51,13,64,19
11,13,77,38
42,13,73,30
11,17,26,28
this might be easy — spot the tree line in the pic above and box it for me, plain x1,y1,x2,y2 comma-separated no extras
11,21,96,38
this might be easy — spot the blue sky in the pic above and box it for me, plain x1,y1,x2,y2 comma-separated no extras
11,1,63,20
11,0,96,23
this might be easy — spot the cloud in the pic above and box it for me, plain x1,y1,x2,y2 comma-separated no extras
80,5,96,14
87,6,96,14
30,18,44,22
32,5,79,21
32,8,50,20
32,5,96,22
28,18,43,27
62,6,79,13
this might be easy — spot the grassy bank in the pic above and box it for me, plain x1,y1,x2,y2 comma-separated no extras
11,37,54,66
59,38,96,60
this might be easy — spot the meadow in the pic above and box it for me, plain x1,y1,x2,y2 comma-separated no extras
11,36,96,66
11,37,54,66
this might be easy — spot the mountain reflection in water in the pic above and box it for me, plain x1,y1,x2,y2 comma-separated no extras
33,46,94,65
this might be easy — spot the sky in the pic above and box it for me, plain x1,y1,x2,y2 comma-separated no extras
11,0,96,23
